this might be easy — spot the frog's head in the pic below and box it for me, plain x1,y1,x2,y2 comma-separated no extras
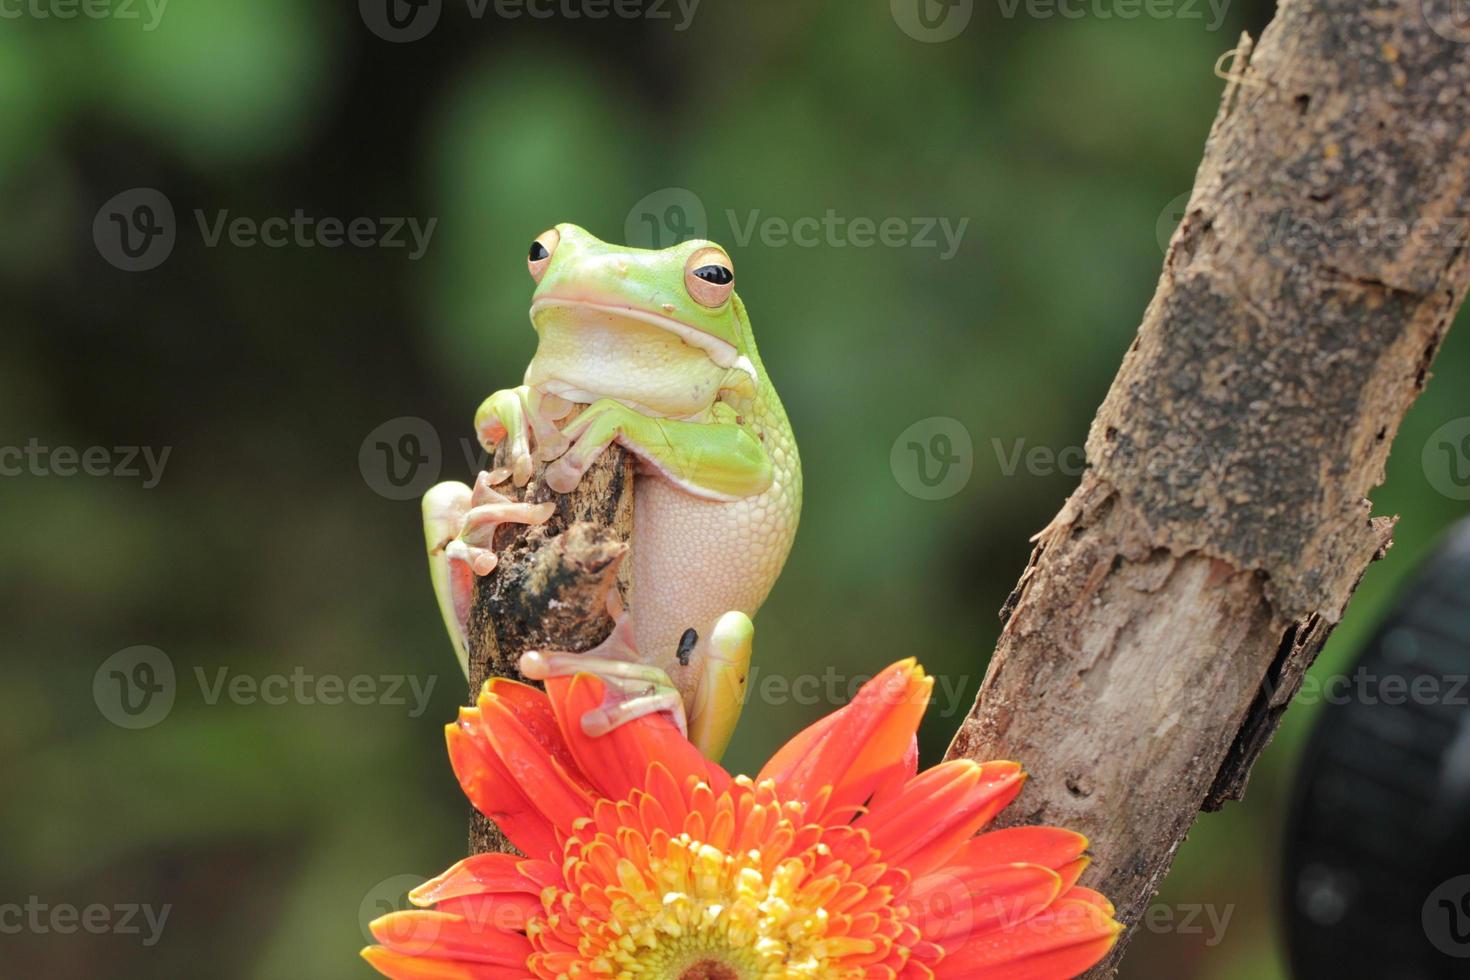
522,223,757,417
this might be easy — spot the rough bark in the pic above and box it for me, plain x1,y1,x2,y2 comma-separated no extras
945,2,1470,974
465,437,634,855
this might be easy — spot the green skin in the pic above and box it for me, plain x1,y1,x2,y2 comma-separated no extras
422,224,802,759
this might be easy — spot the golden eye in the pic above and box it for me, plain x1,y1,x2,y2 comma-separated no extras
685,247,734,307
528,227,560,282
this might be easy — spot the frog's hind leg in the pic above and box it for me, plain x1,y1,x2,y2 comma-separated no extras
688,611,754,761
519,596,690,740
423,473,554,677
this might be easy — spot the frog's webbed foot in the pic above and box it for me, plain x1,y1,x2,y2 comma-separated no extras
542,397,635,495
519,599,689,739
475,385,574,487
443,471,556,576
422,473,555,675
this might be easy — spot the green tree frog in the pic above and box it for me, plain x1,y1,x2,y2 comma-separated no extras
422,224,801,759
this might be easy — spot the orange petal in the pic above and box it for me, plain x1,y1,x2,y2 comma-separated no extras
475,692,594,832
758,659,932,816
861,761,1025,876
480,678,593,793
434,893,542,935
755,710,842,782
546,674,729,801
445,719,558,859
410,853,544,906
1059,885,1116,916
362,945,527,980
936,889,1122,979
369,910,532,965
952,826,1090,872
868,735,920,811
909,862,1063,942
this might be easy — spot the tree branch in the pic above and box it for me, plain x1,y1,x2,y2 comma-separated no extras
945,2,1470,973
465,437,634,855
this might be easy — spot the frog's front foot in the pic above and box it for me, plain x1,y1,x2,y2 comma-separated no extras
442,471,556,576
475,385,575,487
422,472,555,674
543,398,644,495
518,602,688,739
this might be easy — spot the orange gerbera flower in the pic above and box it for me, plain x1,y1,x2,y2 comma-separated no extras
362,659,1121,979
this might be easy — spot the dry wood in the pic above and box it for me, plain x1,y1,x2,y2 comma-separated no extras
945,2,1470,973
465,438,634,855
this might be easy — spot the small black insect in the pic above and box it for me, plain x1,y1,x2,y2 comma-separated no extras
676,628,698,666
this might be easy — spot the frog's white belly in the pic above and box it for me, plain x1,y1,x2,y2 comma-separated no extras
630,442,800,704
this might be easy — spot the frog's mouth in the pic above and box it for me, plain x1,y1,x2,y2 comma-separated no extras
530,298,751,375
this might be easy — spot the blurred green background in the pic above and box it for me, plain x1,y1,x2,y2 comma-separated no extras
2,0,1467,977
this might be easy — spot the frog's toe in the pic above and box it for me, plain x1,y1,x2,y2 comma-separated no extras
543,455,588,495
449,474,556,575
543,433,615,493
518,652,688,739
581,689,686,738
476,386,577,487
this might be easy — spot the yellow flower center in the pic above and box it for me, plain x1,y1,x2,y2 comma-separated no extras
526,776,917,980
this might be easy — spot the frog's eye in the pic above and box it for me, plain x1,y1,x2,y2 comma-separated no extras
685,248,735,308
527,228,560,282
